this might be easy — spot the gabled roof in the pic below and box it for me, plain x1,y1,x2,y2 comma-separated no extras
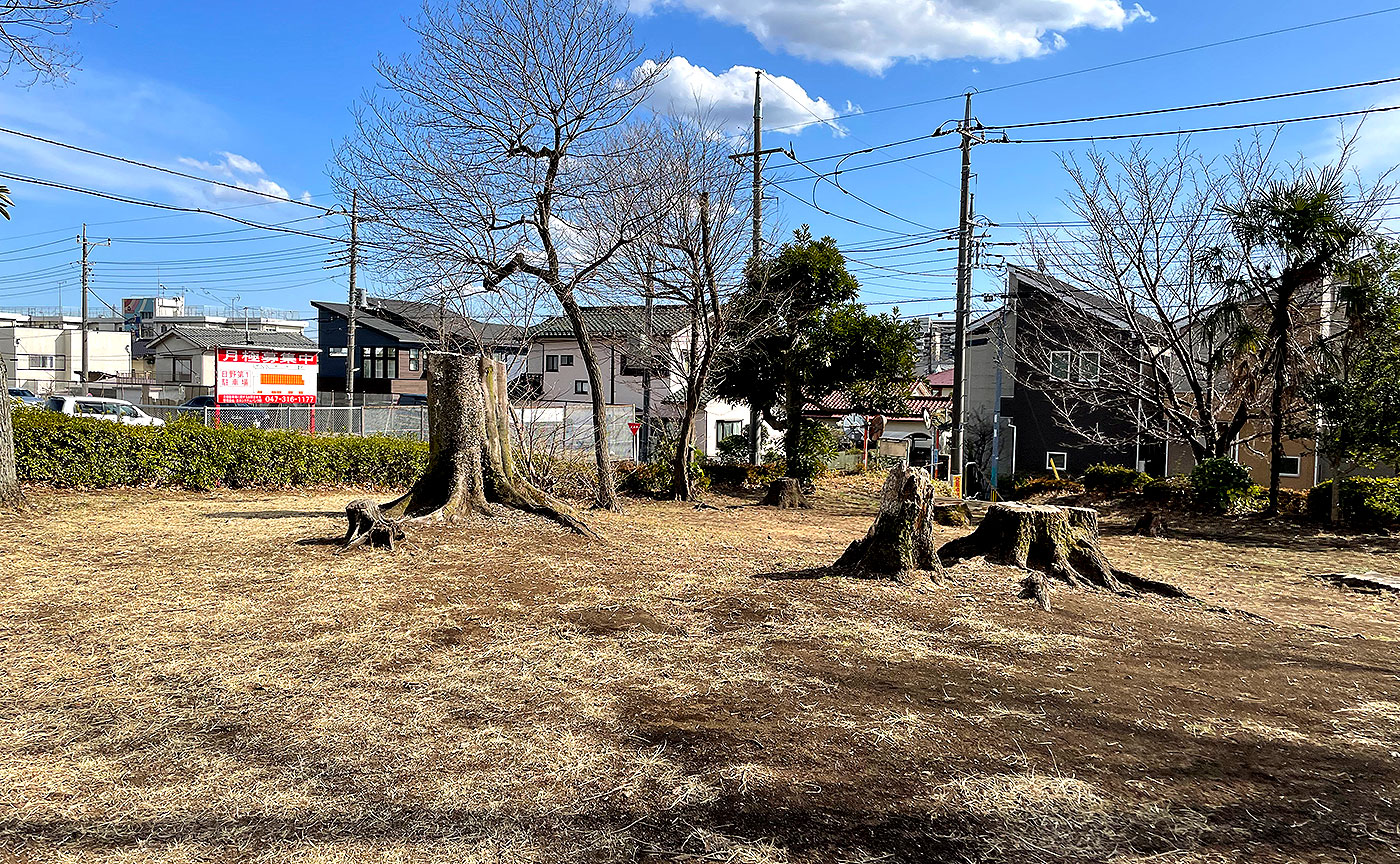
1008,264,1161,332
146,326,318,352
804,385,951,422
530,304,693,340
313,298,527,347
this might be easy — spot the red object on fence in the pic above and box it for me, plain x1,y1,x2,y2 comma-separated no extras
309,407,316,435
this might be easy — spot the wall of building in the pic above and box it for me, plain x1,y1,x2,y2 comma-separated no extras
2,326,131,390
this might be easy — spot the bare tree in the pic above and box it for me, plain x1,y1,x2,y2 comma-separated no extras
1020,138,1279,466
0,0,107,84
333,0,668,511
604,113,753,500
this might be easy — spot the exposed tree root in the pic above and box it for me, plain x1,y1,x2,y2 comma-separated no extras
938,502,1189,611
345,353,599,549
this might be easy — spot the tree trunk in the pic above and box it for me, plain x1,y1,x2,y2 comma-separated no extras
783,363,803,479
835,466,945,580
356,352,597,543
748,404,760,465
938,502,1187,610
0,353,22,509
1266,300,1292,515
762,478,807,509
671,396,698,501
556,292,619,511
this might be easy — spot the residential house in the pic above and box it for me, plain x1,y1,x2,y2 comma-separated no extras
805,382,952,473
1,323,133,394
525,305,750,457
312,298,527,403
144,326,319,398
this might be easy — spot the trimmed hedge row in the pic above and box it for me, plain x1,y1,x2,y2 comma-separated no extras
1308,478,1400,527
13,407,427,490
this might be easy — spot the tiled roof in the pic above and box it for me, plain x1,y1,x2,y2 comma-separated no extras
530,304,693,339
926,369,954,387
147,326,318,351
313,298,527,346
804,389,951,421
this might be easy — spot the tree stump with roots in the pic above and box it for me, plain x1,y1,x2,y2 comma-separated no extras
937,502,1187,610
343,352,597,549
834,465,945,580
1133,511,1168,538
762,478,808,509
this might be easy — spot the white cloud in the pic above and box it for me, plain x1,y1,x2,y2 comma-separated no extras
631,1,1155,74
177,151,291,202
639,57,851,136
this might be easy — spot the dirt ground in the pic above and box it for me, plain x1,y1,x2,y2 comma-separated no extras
1,476,1397,863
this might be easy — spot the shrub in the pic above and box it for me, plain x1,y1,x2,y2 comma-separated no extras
713,433,750,464
521,454,599,501
930,478,955,498
1309,477,1400,527
791,422,842,481
1143,475,1191,505
616,425,709,498
1189,457,1255,513
1008,474,1085,500
1082,463,1151,496
13,408,426,490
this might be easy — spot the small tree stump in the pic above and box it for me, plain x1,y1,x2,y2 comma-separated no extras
1133,511,1168,538
938,502,1187,610
834,466,945,581
932,501,972,527
344,499,405,551
762,478,809,509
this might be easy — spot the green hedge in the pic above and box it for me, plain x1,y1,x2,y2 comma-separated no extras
13,407,427,490
1308,477,1400,527
1189,457,1255,513
1082,463,1151,496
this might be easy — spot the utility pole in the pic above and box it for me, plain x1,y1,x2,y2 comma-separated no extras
727,72,785,465
346,189,359,408
988,303,1007,499
641,256,654,463
78,224,110,392
950,93,975,495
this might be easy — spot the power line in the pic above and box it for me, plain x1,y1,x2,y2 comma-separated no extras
0,170,353,245
1005,104,1400,145
0,125,335,214
988,74,1400,131
760,5,1400,134
783,149,946,232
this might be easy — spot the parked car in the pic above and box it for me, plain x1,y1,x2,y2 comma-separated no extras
7,387,42,406
45,395,165,427
177,395,271,428
396,393,428,407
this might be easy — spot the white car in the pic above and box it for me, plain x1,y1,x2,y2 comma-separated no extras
46,395,166,427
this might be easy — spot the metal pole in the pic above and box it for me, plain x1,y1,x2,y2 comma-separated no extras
950,93,974,495
347,189,359,408
641,257,654,463
752,71,762,260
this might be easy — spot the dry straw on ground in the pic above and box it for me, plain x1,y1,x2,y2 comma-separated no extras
0,476,1397,863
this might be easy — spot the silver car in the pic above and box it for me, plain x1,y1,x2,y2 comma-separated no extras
46,395,166,427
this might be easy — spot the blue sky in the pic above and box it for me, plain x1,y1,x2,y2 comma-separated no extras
0,0,1397,325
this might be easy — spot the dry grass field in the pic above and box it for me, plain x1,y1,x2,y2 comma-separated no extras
1,476,1398,863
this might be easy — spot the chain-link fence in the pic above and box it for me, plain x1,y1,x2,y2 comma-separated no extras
139,402,638,456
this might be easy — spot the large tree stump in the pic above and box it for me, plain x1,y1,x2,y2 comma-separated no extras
762,478,808,509
834,466,945,580
938,502,1187,610
346,353,598,547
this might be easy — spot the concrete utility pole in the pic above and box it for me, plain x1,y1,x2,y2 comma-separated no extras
752,71,762,260
78,224,110,392
950,93,975,494
346,189,359,408
641,257,654,463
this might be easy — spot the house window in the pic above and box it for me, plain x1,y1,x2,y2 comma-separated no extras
25,354,58,370
173,358,193,383
560,354,574,366
1046,451,1068,471
329,347,347,357
361,346,398,379
1078,351,1101,382
408,348,421,372
717,420,743,441
545,354,559,372
1049,351,1071,381
1278,455,1302,477
574,380,588,394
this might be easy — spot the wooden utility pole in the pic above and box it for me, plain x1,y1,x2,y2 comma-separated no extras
950,94,975,493
78,224,109,392
346,190,359,408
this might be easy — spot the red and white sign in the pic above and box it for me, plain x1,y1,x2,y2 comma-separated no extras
628,421,641,435
216,348,318,405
